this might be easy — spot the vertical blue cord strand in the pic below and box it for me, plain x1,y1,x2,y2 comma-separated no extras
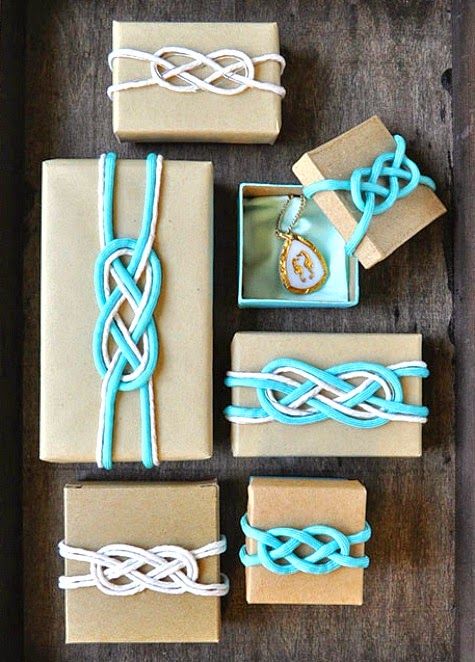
93,153,162,469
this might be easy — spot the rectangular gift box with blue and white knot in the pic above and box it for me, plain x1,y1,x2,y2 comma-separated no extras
226,332,428,457
40,157,213,465
238,115,446,308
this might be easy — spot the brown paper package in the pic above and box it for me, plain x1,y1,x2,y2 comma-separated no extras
41,158,213,463
62,482,222,643
244,477,368,605
292,115,447,268
111,22,283,144
229,332,424,457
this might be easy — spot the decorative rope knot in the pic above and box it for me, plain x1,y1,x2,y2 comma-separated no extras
303,134,437,255
58,537,229,597
224,357,429,428
93,153,163,470
240,515,371,575
107,47,286,98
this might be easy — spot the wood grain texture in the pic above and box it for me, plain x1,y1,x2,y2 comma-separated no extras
0,0,24,657
21,1,455,660
453,2,475,660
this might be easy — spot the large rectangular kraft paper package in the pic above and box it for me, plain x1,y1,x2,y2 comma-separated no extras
41,158,213,463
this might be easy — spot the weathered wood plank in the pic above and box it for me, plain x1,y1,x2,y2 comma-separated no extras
0,0,24,657
22,1,455,660
453,1,475,660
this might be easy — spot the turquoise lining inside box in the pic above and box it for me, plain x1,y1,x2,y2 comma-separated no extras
238,183,359,308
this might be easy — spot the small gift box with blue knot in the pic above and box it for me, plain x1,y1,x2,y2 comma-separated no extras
225,331,428,457
241,477,370,605
59,481,228,643
238,115,446,307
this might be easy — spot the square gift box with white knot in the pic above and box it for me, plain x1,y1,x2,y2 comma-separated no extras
110,21,284,143
59,482,226,643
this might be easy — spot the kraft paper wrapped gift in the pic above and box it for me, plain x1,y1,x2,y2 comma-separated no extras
59,482,225,643
41,157,213,464
292,115,447,268
242,477,369,605
226,332,427,457
110,22,284,143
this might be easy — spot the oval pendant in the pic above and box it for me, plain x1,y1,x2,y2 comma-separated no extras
278,233,328,294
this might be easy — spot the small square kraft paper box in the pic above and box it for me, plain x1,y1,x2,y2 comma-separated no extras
226,332,428,457
41,157,213,466
237,115,446,307
110,22,284,143
241,477,369,605
58,482,227,643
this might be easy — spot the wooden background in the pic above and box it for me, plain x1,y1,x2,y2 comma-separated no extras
0,0,469,659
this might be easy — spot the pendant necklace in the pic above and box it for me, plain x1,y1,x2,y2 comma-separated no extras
275,195,328,294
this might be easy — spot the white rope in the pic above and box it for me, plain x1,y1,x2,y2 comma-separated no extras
96,154,163,467
58,536,229,597
226,361,428,425
107,46,286,98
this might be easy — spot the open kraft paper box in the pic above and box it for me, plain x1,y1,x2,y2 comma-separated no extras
41,158,213,463
238,115,446,307
229,332,425,457
244,477,368,605
111,22,283,143
62,482,222,643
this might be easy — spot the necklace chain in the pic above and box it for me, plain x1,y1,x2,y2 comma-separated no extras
275,195,307,237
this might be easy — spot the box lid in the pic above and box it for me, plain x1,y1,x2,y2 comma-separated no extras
292,115,447,268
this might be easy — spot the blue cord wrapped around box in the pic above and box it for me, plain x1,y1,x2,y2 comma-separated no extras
240,514,371,575
303,134,436,256
225,357,429,428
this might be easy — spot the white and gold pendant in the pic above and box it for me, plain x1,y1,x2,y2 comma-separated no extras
277,232,328,294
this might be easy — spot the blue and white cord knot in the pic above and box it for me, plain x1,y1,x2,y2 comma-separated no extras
224,358,429,428
303,134,437,256
240,514,371,575
93,152,163,469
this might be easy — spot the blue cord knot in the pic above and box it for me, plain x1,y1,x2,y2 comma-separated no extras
240,514,371,575
93,152,162,470
303,134,436,256
224,357,429,428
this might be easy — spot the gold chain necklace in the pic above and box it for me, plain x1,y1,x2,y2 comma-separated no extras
275,195,328,294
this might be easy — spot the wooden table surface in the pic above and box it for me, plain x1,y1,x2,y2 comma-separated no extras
1,0,472,660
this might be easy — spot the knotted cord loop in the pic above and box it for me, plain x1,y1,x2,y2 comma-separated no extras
224,357,429,428
93,152,162,470
58,537,229,597
240,515,371,575
107,47,286,98
303,134,436,256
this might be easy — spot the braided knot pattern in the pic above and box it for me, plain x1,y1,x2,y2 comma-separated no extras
58,537,229,597
93,153,162,469
303,134,437,255
224,357,429,428
108,47,286,98
240,515,371,575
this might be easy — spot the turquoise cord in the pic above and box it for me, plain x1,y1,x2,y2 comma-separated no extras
224,357,429,428
303,135,436,255
93,152,161,469
240,514,371,575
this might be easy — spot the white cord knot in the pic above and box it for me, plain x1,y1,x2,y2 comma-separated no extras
108,47,286,98
58,537,229,597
